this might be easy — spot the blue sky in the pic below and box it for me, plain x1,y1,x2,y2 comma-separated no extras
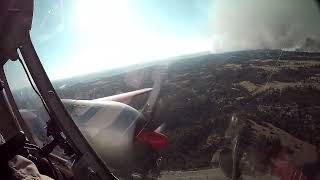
30,0,213,79
6,0,320,82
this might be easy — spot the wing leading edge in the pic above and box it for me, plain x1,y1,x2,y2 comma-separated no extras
92,88,153,104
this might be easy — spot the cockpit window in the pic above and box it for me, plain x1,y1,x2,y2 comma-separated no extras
3,0,320,179
4,60,51,146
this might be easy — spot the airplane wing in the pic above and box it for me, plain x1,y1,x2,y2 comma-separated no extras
61,88,152,106
60,88,153,133
92,88,153,104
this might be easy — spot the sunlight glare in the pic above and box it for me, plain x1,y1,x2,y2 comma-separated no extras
52,0,211,79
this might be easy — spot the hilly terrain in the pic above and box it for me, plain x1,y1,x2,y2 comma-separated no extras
55,49,320,170
12,49,320,171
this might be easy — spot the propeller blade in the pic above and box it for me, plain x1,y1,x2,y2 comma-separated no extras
154,123,166,133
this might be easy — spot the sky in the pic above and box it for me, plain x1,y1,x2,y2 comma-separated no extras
30,0,213,80
209,0,320,52
8,0,319,81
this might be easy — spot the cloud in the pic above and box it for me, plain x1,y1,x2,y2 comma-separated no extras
209,0,320,52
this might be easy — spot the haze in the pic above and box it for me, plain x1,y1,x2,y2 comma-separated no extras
29,0,320,80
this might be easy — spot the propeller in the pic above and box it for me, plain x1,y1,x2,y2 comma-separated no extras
154,123,166,134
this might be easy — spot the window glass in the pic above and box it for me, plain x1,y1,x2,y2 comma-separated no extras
5,0,320,179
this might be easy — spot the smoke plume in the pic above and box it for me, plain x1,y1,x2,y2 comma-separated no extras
209,0,320,52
